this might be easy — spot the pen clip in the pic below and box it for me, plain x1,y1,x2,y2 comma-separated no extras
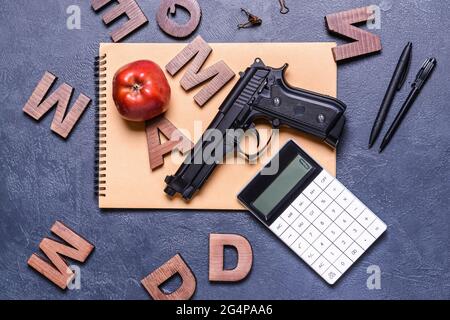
413,57,437,89
397,49,412,91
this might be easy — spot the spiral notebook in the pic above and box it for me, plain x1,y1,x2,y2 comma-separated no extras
95,42,338,209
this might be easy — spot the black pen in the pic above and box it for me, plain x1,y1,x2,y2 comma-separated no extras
368,42,412,148
379,57,437,153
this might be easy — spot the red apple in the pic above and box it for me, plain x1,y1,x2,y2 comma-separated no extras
112,60,171,122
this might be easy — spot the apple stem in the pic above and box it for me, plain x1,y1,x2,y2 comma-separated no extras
132,83,142,91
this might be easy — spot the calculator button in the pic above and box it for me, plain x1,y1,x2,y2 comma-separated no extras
314,170,334,189
323,244,341,264
323,265,342,285
303,182,321,201
325,180,344,199
312,256,331,276
312,234,332,254
291,235,309,256
347,220,365,240
291,214,310,235
335,211,353,231
336,189,355,209
346,198,365,219
356,230,376,250
302,224,321,244
303,203,321,223
313,213,332,233
281,206,300,225
367,218,387,238
292,193,311,214
335,232,353,252
324,201,343,221
301,246,320,265
269,217,289,236
345,242,364,262
357,209,377,229
324,223,343,242
334,254,353,273
313,191,333,211
280,227,300,246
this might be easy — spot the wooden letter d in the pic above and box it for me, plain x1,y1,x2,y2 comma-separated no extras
141,254,196,300
209,234,253,282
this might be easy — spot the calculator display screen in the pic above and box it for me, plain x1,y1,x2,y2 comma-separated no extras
252,155,312,217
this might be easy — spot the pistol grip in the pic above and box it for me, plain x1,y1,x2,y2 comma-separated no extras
325,115,345,148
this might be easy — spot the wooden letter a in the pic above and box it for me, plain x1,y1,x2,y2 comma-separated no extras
209,234,253,282
23,72,91,138
141,254,196,300
145,116,193,170
165,35,235,106
27,221,95,290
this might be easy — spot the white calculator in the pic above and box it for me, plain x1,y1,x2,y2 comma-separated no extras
238,140,387,285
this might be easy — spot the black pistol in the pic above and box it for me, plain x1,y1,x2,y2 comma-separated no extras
165,58,347,200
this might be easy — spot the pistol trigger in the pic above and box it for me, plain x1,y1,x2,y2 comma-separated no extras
248,123,260,148
236,126,274,162
255,127,261,148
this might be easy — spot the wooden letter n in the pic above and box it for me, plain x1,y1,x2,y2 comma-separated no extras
209,234,253,282
165,35,235,106
141,254,196,300
325,6,382,61
23,72,91,139
27,221,94,290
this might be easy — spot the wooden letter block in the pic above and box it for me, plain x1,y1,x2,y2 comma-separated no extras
166,35,235,106
325,6,382,61
157,0,202,38
23,71,91,139
209,234,253,282
91,0,148,42
145,116,193,170
141,254,196,300
27,221,94,290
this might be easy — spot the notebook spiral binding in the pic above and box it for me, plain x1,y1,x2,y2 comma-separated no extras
95,54,107,197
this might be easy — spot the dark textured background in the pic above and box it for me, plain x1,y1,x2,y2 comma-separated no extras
0,0,449,300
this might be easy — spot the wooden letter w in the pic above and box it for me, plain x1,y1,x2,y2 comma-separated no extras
23,71,91,138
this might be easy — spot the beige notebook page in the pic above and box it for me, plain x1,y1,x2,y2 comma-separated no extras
99,42,337,209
